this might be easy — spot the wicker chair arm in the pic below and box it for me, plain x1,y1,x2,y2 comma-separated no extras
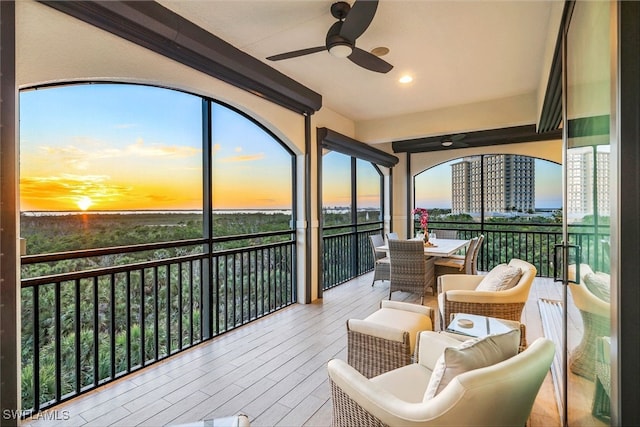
328,359,433,426
444,289,527,304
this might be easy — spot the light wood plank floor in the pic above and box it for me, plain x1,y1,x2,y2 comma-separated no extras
26,273,571,427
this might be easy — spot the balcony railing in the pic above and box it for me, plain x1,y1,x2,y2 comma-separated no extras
430,221,610,275
321,222,383,290
20,231,296,414
321,220,610,290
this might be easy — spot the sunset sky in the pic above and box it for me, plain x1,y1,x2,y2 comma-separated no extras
19,84,293,211
20,83,561,213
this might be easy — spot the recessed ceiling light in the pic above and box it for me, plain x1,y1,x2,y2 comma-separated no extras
371,46,390,57
399,75,413,84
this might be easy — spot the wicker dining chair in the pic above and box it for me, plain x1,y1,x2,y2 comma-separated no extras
368,234,390,286
436,229,458,239
388,239,433,304
434,235,484,279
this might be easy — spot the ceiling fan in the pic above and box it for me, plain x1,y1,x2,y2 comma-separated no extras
266,0,393,73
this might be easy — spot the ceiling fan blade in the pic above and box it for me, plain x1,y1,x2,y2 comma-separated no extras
266,46,325,61
451,134,466,142
348,47,393,73
340,0,378,41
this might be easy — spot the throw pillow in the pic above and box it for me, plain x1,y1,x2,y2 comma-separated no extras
583,271,611,302
423,329,520,400
475,264,523,291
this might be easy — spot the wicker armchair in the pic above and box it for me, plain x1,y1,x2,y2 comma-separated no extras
568,264,610,380
347,300,434,378
369,234,390,286
388,239,434,303
328,335,555,427
437,258,536,330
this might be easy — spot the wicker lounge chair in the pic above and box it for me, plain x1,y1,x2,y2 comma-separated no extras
568,264,610,381
438,258,536,330
329,333,555,427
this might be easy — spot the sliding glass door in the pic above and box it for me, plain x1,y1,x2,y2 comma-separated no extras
563,1,613,425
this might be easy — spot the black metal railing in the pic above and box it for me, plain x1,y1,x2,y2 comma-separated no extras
321,222,383,290
429,221,610,275
20,231,296,414
320,220,611,291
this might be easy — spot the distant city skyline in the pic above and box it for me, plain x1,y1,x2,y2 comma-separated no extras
415,158,562,210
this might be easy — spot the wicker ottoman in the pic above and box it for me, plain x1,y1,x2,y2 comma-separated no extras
347,300,434,378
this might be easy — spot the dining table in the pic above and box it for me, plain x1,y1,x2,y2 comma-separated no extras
375,238,470,257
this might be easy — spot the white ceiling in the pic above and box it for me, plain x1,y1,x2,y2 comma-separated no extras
159,0,557,122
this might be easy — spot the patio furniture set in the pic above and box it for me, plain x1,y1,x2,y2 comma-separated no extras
328,233,554,426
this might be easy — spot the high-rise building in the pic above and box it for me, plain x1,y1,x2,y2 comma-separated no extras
566,146,610,220
451,155,535,214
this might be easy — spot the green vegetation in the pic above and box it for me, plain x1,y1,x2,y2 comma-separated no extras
20,211,294,411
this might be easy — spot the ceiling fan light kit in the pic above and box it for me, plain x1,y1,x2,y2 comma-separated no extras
329,43,353,58
266,0,393,73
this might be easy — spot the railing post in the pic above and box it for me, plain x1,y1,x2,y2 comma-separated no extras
202,99,213,340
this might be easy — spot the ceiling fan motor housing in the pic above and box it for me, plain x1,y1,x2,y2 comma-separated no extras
330,1,351,20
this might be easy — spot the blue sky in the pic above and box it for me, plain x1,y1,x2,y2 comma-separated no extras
415,158,562,209
20,83,293,211
20,83,562,212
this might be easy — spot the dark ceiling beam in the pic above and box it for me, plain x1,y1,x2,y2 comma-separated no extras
318,128,399,168
39,1,322,115
392,124,562,153
538,1,575,132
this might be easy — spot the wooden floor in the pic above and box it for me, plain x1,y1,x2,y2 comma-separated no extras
27,273,574,427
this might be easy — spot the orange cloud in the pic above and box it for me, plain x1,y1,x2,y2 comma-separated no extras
219,153,265,163
126,138,200,158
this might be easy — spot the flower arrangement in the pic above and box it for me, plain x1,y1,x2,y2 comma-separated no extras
412,207,429,237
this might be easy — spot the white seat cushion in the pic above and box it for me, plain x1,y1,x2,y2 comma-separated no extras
365,307,433,353
371,363,432,403
434,257,465,270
